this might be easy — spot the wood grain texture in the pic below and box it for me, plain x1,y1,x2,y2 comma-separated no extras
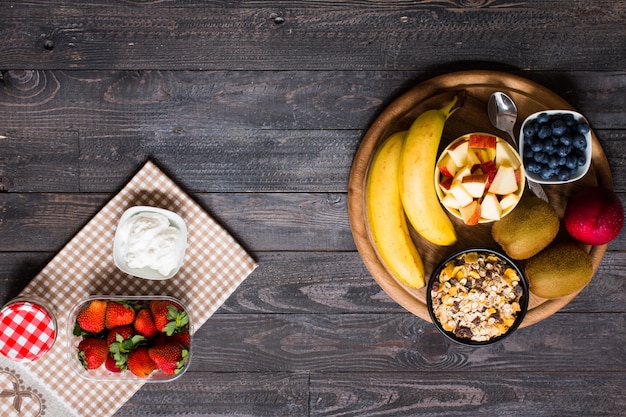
0,1,624,71
310,372,626,417
0,2,624,416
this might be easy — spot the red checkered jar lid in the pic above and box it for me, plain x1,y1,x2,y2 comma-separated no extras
0,298,57,362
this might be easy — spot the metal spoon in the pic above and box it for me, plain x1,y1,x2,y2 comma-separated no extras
488,92,549,202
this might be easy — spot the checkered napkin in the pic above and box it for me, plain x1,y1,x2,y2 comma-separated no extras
0,160,258,417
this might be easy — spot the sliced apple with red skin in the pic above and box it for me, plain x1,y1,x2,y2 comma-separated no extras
480,193,502,221
459,200,481,226
461,173,489,199
439,176,453,191
469,134,497,149
481,160,497,188
437,153,458,177
447,139,469,167
488,165,518,195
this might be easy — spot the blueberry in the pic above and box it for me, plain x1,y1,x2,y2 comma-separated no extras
537,113,550,124
542,139,555,153
572,133,587,149
577,153,587,167
577,121,590,134
566,155,578,169
563,113,576,126
526,161,541,173
540,167,554,180
538,125,552,139
557,168,571,181
558,156,567,166
557,145,570,157
560,133,572,146
551,119,567,136
523,123,537,138
530,139,543,152
533,151,547,163
548,155,560,168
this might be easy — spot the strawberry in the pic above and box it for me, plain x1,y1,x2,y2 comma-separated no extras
150,300,189,336
148,342,189,375
105,301,136,329
107,325,146,368
127,347,157,378
76,299,107,334
134,308,158,338
77,337,109,370
104,354,124,373
150,330,190,349
169,331,191,348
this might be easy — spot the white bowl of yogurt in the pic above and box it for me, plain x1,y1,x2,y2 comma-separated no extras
113,206,187,280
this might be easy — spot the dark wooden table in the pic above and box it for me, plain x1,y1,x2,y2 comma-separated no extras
1,2,625,416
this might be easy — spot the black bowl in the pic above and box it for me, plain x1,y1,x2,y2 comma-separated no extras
426,248,529,346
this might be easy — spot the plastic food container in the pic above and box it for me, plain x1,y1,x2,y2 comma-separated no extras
519,110,593,184
113,206,188,280
68,295,192,382
0,296,57,362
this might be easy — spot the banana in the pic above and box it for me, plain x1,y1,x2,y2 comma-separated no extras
366,130,425,289
400,95,462,246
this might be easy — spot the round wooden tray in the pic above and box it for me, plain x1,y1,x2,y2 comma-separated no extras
348,70,612,328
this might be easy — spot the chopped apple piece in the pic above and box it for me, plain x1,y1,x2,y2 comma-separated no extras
481,193,502,221
474,149,490,163
449,181,474,207
441,194,460,210
437,153,459,178
461,174,489,199
469,134,497,149
459,200,481,226
447,139,469,167
466,149,482,167
481,160,497,188
499,193,520,210
452,164,472,183
489,165,518,195
439,176,453,192
495,141,522,170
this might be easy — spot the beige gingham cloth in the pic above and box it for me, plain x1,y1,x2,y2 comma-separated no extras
0,160,258,417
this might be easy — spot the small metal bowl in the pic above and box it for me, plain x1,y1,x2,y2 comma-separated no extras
427,248,529,346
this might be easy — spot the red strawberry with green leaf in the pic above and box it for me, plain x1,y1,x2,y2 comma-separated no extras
76,299,107,334
105,300,136,329
77,337,109,370
150,300,189,336
148,342,189,375
107,325,145,368
105,354,124,373
127,347,157,378
134,308,158,338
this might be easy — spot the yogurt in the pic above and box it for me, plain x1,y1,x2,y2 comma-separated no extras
119,212,184,276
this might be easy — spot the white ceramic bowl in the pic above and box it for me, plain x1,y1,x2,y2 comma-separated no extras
113,206,187,280
519,110,592,184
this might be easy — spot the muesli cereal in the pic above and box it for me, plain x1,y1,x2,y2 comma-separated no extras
430,251,524,342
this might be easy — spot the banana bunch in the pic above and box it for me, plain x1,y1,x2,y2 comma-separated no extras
366,95,461,289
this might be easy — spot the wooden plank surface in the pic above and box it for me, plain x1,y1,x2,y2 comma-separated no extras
0,1,625,416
